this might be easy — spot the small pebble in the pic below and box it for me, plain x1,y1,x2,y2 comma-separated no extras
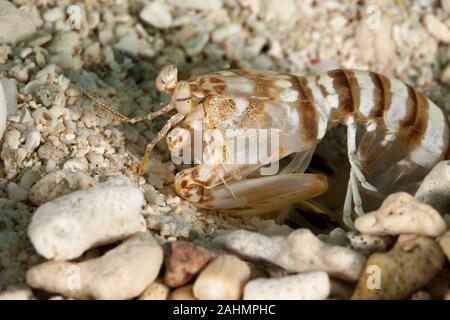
37,143,65,163
261,0,297,22
193,254,250,300
319,227,348,246
164,241,214,288
415,161,450,214
169,284,196,300
20,170,41,190
243,272,330,300
24,129,41,152
0,44,11,63
63,157,89,172
168,0,222,11
0,1,37,43
29,169,95,206
346,232,393,256
48,31,80,55
438,231,450,262
43,8,64,23
260,224,293,237
24,79,65,108
7,182,28,202
139,279,170,300
19,47,33,59
140,1,173,29
424,14,450,43
212,24,242,43
184,33,209,56
82,42,102,65
114,33,140,55
0,287,34,300
27,33,52,47
4,129,21,150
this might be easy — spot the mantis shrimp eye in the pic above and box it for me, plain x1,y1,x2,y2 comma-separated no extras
173,81,193,115
155,64,178,93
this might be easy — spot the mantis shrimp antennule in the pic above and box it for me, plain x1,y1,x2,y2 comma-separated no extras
81,88,176,124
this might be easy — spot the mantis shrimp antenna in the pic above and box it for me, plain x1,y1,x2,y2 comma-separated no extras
81,64,180,123
81,65,192,183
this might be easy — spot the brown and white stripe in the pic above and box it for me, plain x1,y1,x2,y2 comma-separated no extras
305,68,449,167
291,76,319,145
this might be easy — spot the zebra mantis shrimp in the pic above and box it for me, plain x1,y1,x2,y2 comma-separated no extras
84,65,450,228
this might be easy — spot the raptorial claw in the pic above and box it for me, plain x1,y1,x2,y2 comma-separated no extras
175,172,329,217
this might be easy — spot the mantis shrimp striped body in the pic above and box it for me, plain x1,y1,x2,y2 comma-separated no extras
85,65,450,228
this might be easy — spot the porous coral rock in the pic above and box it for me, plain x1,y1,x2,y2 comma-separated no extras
28,177,146,260
26,232,163,300
225,229,366,281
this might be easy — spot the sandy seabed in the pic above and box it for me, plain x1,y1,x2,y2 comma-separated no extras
0,0,449,300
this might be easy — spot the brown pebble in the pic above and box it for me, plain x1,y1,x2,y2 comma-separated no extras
164,241,214,288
